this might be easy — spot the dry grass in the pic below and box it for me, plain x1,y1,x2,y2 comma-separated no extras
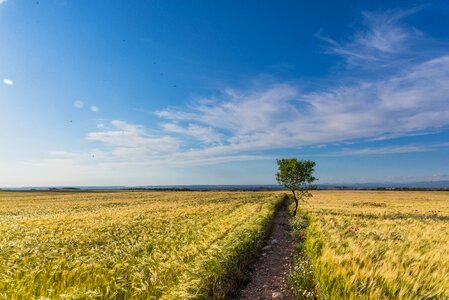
291,190,449,299
0,190,280,299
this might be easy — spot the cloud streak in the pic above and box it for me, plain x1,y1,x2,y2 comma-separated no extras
318,7,438,68
327,142,449,156
3,79,13,85
87,120,182,159
161,123,223,144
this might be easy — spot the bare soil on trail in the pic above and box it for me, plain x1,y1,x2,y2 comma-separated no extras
236,203,295,300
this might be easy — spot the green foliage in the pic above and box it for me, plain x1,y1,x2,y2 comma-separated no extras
276,158,316,215
276,158,316,193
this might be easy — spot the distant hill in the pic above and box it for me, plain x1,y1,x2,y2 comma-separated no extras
317,181,449,190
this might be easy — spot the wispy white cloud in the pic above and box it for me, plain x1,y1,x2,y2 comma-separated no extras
368,128,447,142
161,123,223,144
3,79,13,85
156,55,449,153
87,120,182,160
318,7,428,68
0,0,7,5
42,119,273,168
90,106,99,112
73,100,84,109
327,142,449,156
156,84,299,150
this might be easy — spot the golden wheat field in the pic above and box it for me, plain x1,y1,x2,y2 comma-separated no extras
0,190,281,300
294,190,449,300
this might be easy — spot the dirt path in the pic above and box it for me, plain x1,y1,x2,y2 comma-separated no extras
236,202,295,300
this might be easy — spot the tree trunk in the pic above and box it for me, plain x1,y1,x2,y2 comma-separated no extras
291,190,298,216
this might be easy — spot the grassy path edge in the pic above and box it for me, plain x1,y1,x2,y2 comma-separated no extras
287,202,319,299
170,194,286,300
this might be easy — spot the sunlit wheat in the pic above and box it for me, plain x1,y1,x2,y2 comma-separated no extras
0,191,281,299
293,191,449,299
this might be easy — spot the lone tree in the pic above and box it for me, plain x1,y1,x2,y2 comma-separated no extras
276,158,316,216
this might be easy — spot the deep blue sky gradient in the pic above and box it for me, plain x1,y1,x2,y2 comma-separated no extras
1,0,449,186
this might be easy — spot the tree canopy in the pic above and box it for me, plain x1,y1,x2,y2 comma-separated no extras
276,158,316,216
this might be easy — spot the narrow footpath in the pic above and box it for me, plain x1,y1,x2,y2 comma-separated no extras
237,202,295,300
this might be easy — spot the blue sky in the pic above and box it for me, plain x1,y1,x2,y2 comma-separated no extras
1,0,449,187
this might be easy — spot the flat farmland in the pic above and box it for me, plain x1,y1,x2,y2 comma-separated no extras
3,190,448,300
0,191,281,299
293,191,449,299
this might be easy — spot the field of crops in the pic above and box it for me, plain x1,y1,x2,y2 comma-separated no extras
0,191,281,299
290,190,449,299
